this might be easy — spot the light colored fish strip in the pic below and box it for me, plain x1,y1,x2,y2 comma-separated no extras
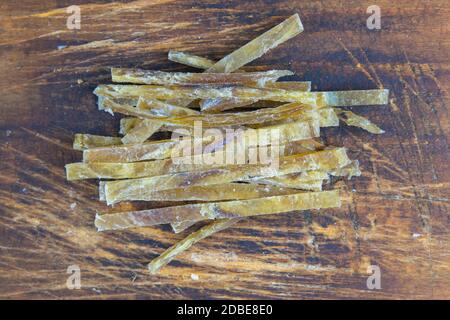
95,190,341,231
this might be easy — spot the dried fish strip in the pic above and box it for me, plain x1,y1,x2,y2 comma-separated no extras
317,89,389,107
73,134,122,151
103,148,350,204
111,68,294,86
95,190,341,231
82,139,180,163
100,183,302,202
148,218,241,274
335,109,385,134
94,84,318,105
206,14,303,73
95,85,388,107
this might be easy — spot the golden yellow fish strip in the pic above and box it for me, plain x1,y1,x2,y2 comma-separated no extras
111,68,293,86
94,84,318,105
148,218,242,273
206,14,303,73
103,148,350,205
317,90,389,107
83,139,179,163
73,134,122,151
95,85,388,107
103,183,302,202
335,109,385,134
95,190,340,231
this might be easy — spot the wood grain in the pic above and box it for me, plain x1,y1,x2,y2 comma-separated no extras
0,0,449,299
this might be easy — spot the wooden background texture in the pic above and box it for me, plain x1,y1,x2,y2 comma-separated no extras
0,0,449,299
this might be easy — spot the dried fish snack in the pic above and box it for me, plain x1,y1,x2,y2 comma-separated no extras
100,183,301,202
335,109,385,134
148,218,242,273
111,68,293,86
95,190,341,231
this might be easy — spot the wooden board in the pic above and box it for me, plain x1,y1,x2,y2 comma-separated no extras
0,0,449,299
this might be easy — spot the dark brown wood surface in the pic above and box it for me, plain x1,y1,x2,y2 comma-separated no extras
0,0,449,299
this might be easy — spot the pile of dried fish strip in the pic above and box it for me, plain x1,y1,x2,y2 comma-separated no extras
65,14,388,274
